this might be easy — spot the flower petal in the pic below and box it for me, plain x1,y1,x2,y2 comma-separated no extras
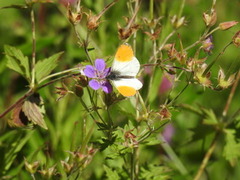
89,79,101,90
103,67,111,77
95,59,106,72
101,81,113,93
84,65,96,78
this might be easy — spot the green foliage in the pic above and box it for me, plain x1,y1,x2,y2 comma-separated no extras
0,0,239,179
103,165,120,180
223,129,240,166
4,45,30,82
35,51,64,83
139,164,171,180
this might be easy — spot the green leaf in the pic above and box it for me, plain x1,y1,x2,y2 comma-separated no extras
139,164,171,180
22,94,47,129
35,52,64,83
201,107,218,125
4,45,30,81
3,131,34,173
103,165,120,180
223,129,240,166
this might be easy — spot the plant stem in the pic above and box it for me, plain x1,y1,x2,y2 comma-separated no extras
38,67,80,84
0,73,80,119
0,89,33,119
222,71,240,117
30,7,36,88
193,132,219,180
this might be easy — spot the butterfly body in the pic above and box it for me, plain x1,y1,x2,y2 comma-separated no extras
109,44,143,97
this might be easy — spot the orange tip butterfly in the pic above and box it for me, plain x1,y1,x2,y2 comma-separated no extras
107,44,143,97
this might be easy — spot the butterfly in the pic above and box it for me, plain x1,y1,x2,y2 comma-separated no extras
107,44,143,97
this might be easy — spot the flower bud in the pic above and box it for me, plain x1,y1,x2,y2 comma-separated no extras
87,15,100,30
203,9,217,27
194,64,212,87
171,15,185,29
202,35,214,54
24,158,40,174
61,161,72,174
159,107,172,120
218,68,235,89
219,21,238,30
38,165,56,179
75,85,84,97
78,75,88,87
233,31,240,47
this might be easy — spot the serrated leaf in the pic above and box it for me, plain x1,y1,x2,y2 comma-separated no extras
103,165,120,180
223,129,240,166
22,94,47,129
4,45,30,81
201,108,218,125
139,164,171,180
35,52,63,82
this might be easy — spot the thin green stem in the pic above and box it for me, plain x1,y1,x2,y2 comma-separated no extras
203,41,232,77
149,0,154,20
38,67,80,84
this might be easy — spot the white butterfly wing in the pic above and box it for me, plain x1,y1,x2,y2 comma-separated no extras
111,57,140,77
112,78,143,97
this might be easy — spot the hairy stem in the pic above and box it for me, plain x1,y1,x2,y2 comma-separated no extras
30,7,36,88
194,132,219,180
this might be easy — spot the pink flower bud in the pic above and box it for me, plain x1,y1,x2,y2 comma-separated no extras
219,21,238,30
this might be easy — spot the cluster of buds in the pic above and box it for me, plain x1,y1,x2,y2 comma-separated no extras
143,17,162,41
24,158,40,174
55,85,69,101
217,68,235,89
118,16,140,40
203,9,217,27
68,145,98,169
38,165,56,179
67,0,83,25
194,63,212,87
159,106,172,120
171,15,186,29
86,0,118,30
25,158,56,179
124,130,138,148
163,43,187,64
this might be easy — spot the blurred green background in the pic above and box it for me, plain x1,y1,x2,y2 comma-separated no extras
0,0,239,179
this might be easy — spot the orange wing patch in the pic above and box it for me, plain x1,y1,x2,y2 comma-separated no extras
117,86,136,97
115,44,134,62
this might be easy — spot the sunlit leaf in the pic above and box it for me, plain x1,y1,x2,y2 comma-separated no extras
35,52,64,83
4,45,30,81
22,94,47,129
223,129,240,166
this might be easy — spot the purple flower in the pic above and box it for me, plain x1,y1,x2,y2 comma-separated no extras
83,59,112,93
